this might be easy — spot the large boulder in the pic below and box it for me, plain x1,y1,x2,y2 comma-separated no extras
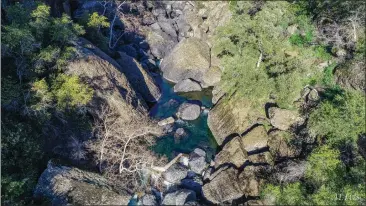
188,148,207,174
208,98,264,146
158,117,175,127
214,136,248,168
181,177,203,195
241,126,269,152
160,37,211,83
201,66,222,88
211,85,226,104
268,107,304,131
65,38,150,127
267,130,301,160
238,166,266,197
145,23,177,59
162,189,196,205
174,79,202,93
202,167,243,204
163,163,188,184
177,102,201,120
248,151,274,165
34,160,130,205
116,51,161,102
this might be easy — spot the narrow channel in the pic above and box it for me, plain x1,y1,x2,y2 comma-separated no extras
149,74,218,161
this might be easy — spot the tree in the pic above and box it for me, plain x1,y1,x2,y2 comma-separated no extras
29,3,50,37
51,74,93,111
308,90,366,146
51,14,85,45
87,12,110,32
1,24,36,82
305,146,342,185
213,1,326,109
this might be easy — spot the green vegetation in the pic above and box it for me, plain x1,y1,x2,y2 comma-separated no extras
262,144,365,205
87,12,110,29
309,90,365,146
214,1,329,109
216,1,365,205
1,2,92,205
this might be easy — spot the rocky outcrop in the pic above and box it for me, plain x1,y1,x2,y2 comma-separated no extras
268,107,304,131
177,102,201,120
202,167,243,204
162,189,197,205
208,98,264,146
160,37,211,83
174,79,202,93
34,160,130,205
214,136,248,168
65,38,148,122
116,51,161,102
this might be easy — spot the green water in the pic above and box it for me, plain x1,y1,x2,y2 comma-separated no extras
149,77,218,160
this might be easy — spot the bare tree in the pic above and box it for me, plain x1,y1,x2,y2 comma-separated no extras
315,1,365,55
108,0,127,49
87,104,175,191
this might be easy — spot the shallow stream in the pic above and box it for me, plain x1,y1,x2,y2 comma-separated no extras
149,76,218,160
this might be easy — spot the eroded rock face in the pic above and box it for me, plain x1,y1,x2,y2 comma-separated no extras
268,107,304,131
116,51,161,103
268,130,301,160
160,37,211,83
202,167,243,204
34,160,130,205
177,102,201,120
65,38,148,122
174,79,202,93
215,136,248,168
162,189,197,205
208,98,264,146
241,126,269,152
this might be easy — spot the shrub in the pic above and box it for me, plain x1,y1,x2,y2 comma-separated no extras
52,74,93,110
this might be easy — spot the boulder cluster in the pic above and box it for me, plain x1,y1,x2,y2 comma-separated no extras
33,1,321,205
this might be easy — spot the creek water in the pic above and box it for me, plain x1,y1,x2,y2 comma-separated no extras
149,76,218,161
